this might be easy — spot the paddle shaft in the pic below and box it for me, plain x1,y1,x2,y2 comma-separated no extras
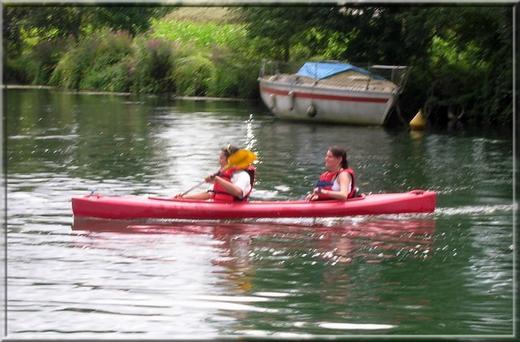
180,172,218,196
179,180,206,196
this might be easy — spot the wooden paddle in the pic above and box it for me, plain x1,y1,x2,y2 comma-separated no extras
179,149,256,197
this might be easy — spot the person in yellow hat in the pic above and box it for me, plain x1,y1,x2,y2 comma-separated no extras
175,145,255,202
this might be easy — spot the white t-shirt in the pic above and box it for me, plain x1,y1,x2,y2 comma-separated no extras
331,172,352,194
231,170,252,198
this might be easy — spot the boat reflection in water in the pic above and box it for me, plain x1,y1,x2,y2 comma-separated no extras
72,216,436,265
72,216,436,313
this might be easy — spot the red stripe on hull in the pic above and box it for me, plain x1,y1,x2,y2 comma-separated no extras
260,86,389,104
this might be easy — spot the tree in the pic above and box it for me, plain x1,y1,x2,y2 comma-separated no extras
429,6,513,126
239,4,513,126
3,5,170,56
239,6,320,62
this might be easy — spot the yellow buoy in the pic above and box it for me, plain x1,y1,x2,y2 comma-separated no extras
409,110,426,130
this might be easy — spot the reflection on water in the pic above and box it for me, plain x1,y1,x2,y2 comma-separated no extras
69,216,438,337
5,89,514,337
73,216,436,264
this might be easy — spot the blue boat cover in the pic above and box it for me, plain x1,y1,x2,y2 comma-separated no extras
296,62,370,80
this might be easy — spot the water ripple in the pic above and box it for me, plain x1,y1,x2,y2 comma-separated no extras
5,89,513,337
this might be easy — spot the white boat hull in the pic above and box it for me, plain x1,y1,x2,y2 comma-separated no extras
259,79,397,125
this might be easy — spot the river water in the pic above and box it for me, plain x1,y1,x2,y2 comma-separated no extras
3,88,515,338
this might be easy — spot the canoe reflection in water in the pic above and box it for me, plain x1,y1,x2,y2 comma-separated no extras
72,216,436,265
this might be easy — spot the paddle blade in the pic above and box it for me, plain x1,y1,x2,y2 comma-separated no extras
226,149,256,169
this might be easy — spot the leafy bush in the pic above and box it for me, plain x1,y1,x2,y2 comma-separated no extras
80,30,133,91
27,38,70,84
4,57,31,84
173,53,216,96
210,48,260,98
15,13,260,99
149,17,247,49
81,60,132,92
5,37,70,85
131,38,175,94
148,16,257,97
49,44,85,89
50,30,133,91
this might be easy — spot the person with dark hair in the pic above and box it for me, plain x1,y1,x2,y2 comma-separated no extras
306,146,356,201
175,145,255,202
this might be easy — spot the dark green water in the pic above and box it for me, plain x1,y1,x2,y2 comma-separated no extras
4,89,515,338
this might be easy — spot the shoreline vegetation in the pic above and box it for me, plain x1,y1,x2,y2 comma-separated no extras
4,6,514,128
2,84,250,102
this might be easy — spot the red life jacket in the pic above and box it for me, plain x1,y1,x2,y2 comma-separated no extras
315,168,356,200
212,166,256,202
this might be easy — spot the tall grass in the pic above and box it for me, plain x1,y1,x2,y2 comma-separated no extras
4,37,70,85
210,48,260,98
49,39,93,90
12,15,261,98
173,53,216,96
50,30,133,92
149,17,247,50
131,38,176,94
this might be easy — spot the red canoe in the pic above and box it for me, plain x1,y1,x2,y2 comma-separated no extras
71,190,436,220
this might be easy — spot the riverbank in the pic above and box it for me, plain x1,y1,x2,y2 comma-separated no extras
4,6,513,127
3,84,252,102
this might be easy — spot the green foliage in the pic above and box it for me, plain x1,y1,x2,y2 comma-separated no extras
4,57,31,84
88,6,171,36
149,17,247,49
49,41,90,90
300,28,350,60
5,5,513,127
421,7,512,126
240,7,318,62
79,31,133,92
27,38,69,84
173,53,216,96
210,49,260,98
50,30,133,91
5,5,168,47
131,38,176,94
4,38,63,85
240,5,512,126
